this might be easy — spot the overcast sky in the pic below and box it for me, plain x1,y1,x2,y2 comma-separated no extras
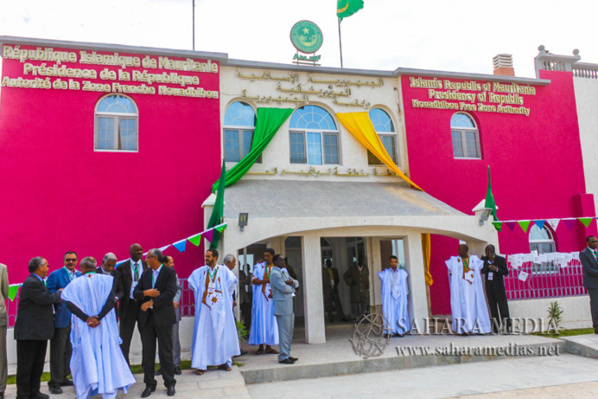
1,0,596,78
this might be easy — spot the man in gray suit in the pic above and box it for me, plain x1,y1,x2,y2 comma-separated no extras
270,254,299,364
580,235,598,334
0,263,9,399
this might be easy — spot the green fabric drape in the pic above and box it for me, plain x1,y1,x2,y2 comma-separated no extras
212,107,293,192
208,160,226,249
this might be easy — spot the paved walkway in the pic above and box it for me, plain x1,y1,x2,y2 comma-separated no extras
5,326,598,398
2,367,251,399
247,354,598,399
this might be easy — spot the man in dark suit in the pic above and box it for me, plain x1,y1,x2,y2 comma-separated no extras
344,256,370,321
14,257,62,399
45,251,81,394
481,244,511,334
97,253,123,300
580,236,598,334
116,243,147,365
322,259,348,323
134,248,177,397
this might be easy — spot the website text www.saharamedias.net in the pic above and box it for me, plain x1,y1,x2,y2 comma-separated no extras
395,342,560,357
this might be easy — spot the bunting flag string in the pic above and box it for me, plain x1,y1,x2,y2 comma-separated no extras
7,224,228,302
115,223,228,267
491,216,597,232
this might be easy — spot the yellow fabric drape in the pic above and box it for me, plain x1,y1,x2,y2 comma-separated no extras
422,233,433,286
336,112,422,191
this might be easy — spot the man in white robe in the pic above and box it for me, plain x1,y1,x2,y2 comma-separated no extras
248,248,279,354
188,249,240,374
446,244,491,334
378,255,410,336
61,256,135,399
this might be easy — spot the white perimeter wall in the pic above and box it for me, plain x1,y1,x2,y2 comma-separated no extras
574,77,598,211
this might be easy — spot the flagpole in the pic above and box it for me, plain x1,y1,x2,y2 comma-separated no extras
338,18,344,68
192,0,196,50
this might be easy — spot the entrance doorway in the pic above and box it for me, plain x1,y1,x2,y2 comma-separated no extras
320,237,368,339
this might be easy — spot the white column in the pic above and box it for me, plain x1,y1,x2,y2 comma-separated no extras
404,232,428,330
370,237,382,311
301,232,326,344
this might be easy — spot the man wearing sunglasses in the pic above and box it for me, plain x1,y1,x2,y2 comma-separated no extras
46,251,82,394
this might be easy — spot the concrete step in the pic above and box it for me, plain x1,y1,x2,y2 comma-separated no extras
562,333,598,359
238,330,565,384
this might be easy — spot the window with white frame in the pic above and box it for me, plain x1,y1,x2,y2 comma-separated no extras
95,95,138,151
450,112,480,159
289,105,339,165
529,225,559,274
223,101,257,163
368,108,398,165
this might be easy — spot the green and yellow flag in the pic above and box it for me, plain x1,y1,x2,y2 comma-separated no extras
337,0,364,21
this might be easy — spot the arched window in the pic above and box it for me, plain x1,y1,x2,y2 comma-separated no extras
223,101,256,162
289,105,339,165
95,95,138,151
450,112,480,159
529,225,556,254
368,108,397,165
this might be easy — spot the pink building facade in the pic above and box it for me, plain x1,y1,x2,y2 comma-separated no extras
401,69,596,315
0,38,224,283
1,36,595,327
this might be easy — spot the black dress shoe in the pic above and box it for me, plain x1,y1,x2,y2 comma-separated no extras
278,358,295,364
31,394,50,399
60,379,74,386
167,386,176,396
140,385,156,398
174,366,182,375
49,386,63,394
233,349,249,358
289,356,298,362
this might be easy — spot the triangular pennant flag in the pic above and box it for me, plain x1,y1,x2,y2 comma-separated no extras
188,233,202,246
8,284,20,301
563,219,576,230
214,223,228,233
533,220,546,229
492,221,502,231
579,217,594,228
518,220,531,233
159,244,171,252
546,219,560,231
203,228,214,243
173,239,187,253
505,222,517,231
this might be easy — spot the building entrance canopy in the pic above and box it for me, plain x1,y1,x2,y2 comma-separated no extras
218,179,495,250
210,179,497,343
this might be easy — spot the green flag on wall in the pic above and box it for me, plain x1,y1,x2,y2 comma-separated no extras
485,166,498,221
337,0,364,21
208,160,226,249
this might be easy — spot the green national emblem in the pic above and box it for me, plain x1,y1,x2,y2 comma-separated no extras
290,20,323,54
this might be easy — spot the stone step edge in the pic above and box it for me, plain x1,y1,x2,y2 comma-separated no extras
240,341,565,385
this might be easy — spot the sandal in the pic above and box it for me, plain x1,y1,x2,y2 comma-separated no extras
265,348,279,354
195,369,205,376
218,364,232,371
255,348,264,355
